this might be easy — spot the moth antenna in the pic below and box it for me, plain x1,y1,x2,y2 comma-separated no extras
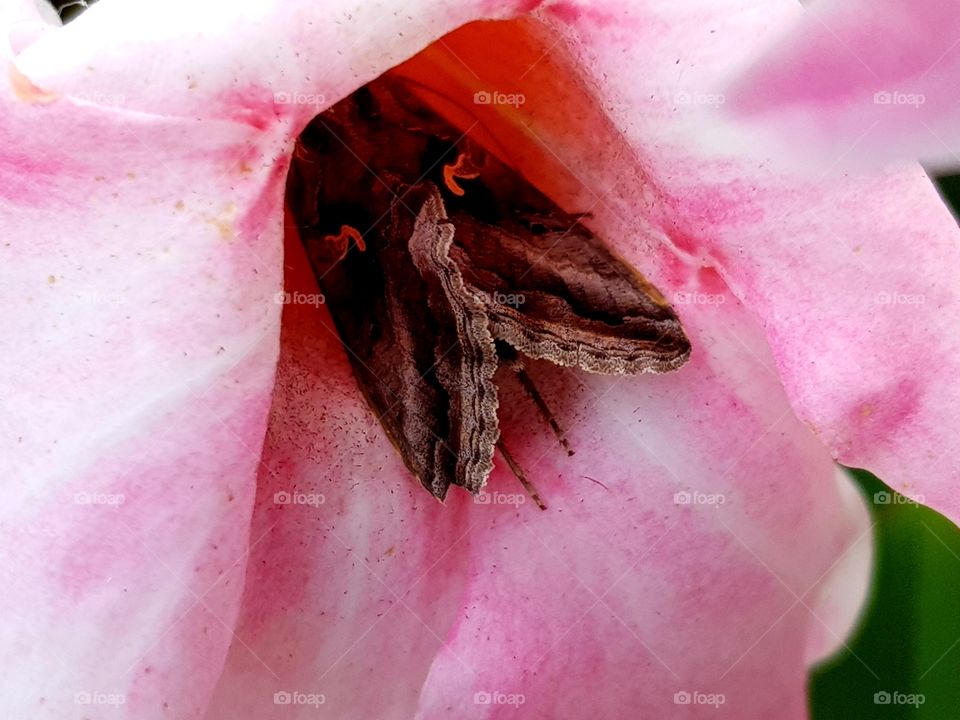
513,366,575,457
496,441,547,511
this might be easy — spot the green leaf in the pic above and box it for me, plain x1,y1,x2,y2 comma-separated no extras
810,468,960,718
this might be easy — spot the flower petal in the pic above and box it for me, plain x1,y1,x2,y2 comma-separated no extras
725,0,960,167
0,0,531,717
204,216,871,719
532,0,960,526
7,0,927,717
0,50,284,720
1,0,58,55
398,2,960,526
205,6,877,717
13,0,539,125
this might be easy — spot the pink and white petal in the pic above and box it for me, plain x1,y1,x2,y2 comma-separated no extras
202,227,478,719
0,45,285,720
1,0,58,55
725,0,960,167
525,0,960,525
0,86,282,719
14,0,540,127
0,1,531,718
204,10,874,719
415,301,872,720
204,219,871,720
403,4,960,524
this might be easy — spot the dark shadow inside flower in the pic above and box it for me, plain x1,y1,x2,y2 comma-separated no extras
284,18,694,509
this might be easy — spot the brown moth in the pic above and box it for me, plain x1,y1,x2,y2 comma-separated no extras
287,77,690,505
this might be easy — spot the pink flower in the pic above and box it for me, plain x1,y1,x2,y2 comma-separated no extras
1,0,955,717
726,0,960,167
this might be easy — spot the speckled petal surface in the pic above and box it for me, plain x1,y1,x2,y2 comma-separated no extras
0,1,530,718
535,0,960,526
206,214,869,719
208,3,884,717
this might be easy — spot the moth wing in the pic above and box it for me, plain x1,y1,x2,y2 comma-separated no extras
342,75,690,376
398,183,501,495
300,205,461,501
292,145,499,498
448,210,691,375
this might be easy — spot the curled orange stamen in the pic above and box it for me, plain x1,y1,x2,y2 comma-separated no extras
443,153,481,196
321,224,366,262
